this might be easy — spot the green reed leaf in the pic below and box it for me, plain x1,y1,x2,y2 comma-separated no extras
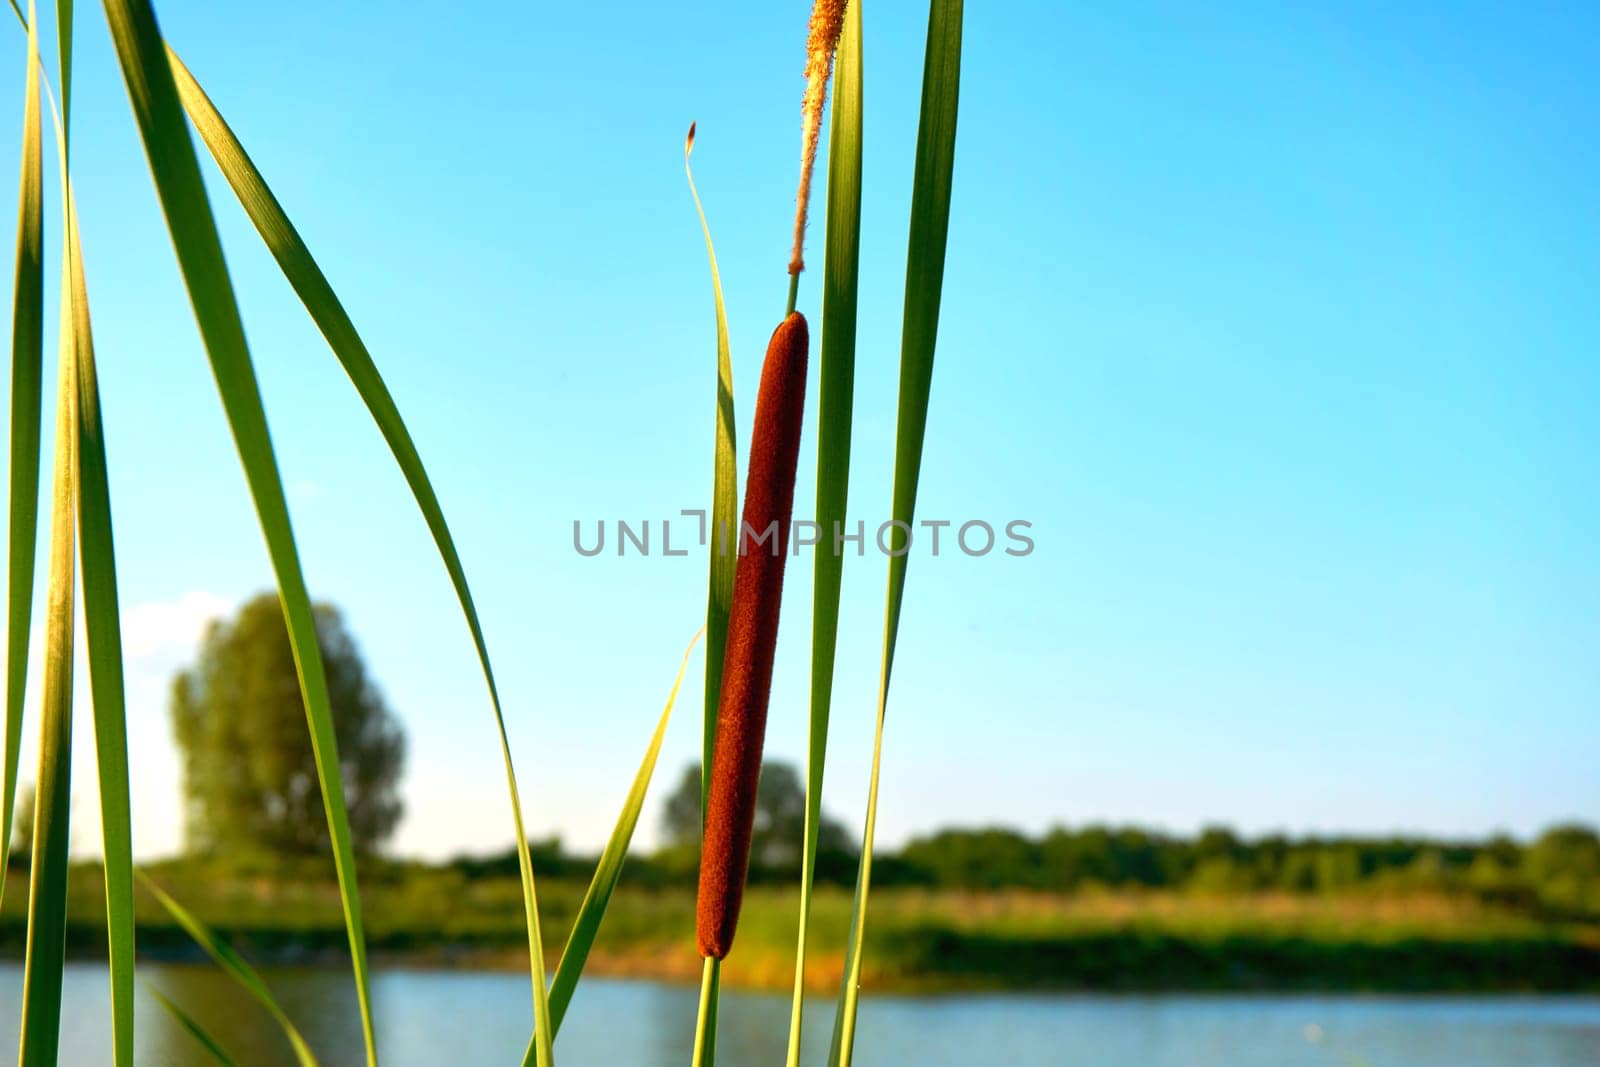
685,120,738,1067
65,187,136,1067
99,2,378,1060
34,6,140,1058
787,3,863,1063
141,875,319,1067
148,986,240,1067
164,49,553,1060
685,125,739,812
829,3,961,1064
521,631,701,1064
19,127,76,1062
0,0,42,915
52,0,67,130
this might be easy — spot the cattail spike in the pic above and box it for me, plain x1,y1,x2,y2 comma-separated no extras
696,311,810,959
789,0,848,276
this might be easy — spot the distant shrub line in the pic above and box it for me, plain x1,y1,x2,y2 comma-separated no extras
434,821,1600,919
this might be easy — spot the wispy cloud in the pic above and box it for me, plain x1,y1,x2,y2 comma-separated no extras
7,590,235,862
121,590,233,662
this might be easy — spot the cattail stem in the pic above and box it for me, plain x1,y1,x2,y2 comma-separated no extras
690,956,721,1065
696,311,809,959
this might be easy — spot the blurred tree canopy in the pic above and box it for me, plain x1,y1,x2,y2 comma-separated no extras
170,593,405,860
8,782,33,861
660,761,853,878
1522,824,1600,914
439,774,1598,923
874,822,1600,917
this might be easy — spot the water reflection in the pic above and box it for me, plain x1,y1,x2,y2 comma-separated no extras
1,963,1598,1065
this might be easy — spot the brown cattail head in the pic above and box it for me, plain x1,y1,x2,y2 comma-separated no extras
789,0,848,276
696,311,809,959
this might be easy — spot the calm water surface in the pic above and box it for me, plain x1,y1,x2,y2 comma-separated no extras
1,964,1597,1065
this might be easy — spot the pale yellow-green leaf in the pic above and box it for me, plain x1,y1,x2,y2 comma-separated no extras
141,875,319,1067
521,631,701,1065
148,985,241,1067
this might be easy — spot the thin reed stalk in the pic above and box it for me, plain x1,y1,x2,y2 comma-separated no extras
787,1,862,1060
829,2,962,1062
690,957,721,1067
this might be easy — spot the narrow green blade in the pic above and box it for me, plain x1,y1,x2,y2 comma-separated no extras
99,3,377,1060
52,0,68,131
141,875,319,1067
0,0,42,914
65,188,136,1067
829,3,961,1064
520,631,701,1064
41,4,138,1058
165,49,553,1059
18,171,77,1065
148,986,240,1067
786,3,863,1063
684,120,736,1067
684,125,738,812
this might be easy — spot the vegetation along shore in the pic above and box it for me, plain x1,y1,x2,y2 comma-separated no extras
8,820,1597,995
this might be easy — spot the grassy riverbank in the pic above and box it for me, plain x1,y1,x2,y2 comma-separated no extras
3,862,1596,993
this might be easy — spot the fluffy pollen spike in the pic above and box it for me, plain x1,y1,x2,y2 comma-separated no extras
790,0,849,276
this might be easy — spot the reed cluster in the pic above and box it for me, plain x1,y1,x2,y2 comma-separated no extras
0,1,960,1064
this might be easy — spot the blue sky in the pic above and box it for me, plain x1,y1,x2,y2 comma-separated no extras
2,1,1595,860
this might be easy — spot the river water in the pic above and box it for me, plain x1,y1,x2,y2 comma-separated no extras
1,964,1597,1064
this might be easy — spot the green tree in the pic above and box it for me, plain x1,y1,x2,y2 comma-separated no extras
660,760,851,874
170,593,405,859
901,828,1042,889
8,783,34,862
1524,824,1600,914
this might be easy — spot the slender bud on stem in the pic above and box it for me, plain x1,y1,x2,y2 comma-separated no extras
789,0,848,276
696,311,810,959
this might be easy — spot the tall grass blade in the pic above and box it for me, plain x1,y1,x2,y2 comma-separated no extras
0,0,42,913
684,124,738,812
148,986,240,1067
164,49,554,1055
828,2,961,1064
786,2,862,1062
99,2,378,1059
140,875,319,1067
39,4,139,1058
685,120,736,1067
64,188,136,1067
18,190,77,1066
519,631,701,1064
52,0,67,128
